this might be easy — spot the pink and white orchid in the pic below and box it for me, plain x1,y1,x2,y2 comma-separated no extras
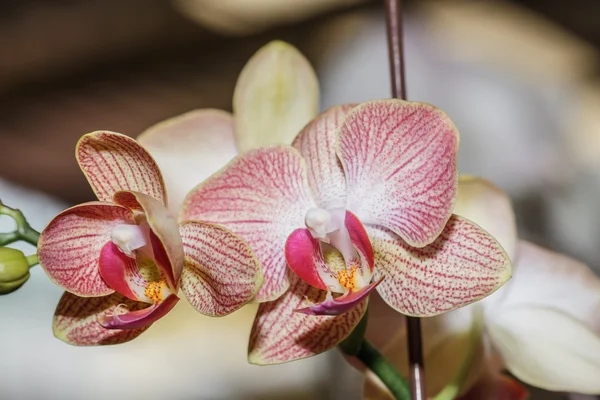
180,100,512,364
38,131,262,345
365,176,600,399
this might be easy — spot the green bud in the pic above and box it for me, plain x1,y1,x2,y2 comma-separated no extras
0,247,30,294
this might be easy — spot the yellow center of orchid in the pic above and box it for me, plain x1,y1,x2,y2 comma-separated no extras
144,278,168,303
337,264,360,291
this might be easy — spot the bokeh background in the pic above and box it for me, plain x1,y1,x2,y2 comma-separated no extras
1,0,599,399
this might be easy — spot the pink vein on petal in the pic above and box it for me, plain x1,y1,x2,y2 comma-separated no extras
337,100,459,247
38,202,135,297
371,215,511,317
248,277,367,364
76,131,167,205
180,221,262,316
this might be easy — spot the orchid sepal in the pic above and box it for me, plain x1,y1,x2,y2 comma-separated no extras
233,40,319,152
248,278,368,365
53,292,152,346
76,131,167,205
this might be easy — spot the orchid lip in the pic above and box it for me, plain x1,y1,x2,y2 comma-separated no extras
295,276,384,316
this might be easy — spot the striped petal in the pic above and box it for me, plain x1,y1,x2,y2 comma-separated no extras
248,278,367,365
292,104,355,209
76,131,167,204
38,202,135,297
337,100,459,247
98,294,179,330
488,307,600,393
454,176,517,261
179,221,263,316
181,145,316,302
114,191,184,292
137,109,237,213
296,277,383,316
233,41,319,152
53,292,150,346
370,215,512,317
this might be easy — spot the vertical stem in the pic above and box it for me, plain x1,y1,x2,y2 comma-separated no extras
384,1,426,399
385,0,407,100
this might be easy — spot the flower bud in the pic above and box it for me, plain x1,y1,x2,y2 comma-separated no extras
0,247,30,294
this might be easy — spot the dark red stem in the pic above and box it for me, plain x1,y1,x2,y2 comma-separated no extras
384,0,426,399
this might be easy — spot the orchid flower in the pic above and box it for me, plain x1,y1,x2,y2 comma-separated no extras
37,131,262,345
180,99,512,364
137,40,319,214
365,176,600,399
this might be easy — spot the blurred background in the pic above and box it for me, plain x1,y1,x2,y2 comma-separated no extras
1,0,599,399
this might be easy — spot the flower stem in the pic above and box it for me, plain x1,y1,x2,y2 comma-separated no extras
356,339,411,400
0,202,40,246
26,254,39,268
340,309,410,400
384,0,427,398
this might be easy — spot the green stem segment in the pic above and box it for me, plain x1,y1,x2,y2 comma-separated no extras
340,309,410,400
0,202,40,246
26,254,39,268
356,340,411,400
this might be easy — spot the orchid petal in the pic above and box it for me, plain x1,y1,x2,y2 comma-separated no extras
53,292,150,346
248,277,367,365
182,145,316,302
292,104,355,209
114,191,184,292
76,131,166,204
296,277,383,316
179,221,263,316
496,241,600,331
337,100,458,247
233,41,319,152
98,294,179,330
137,109,237,213
38,202,135,297
370,215,512,317
488,306,600,393
454,176,517,261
